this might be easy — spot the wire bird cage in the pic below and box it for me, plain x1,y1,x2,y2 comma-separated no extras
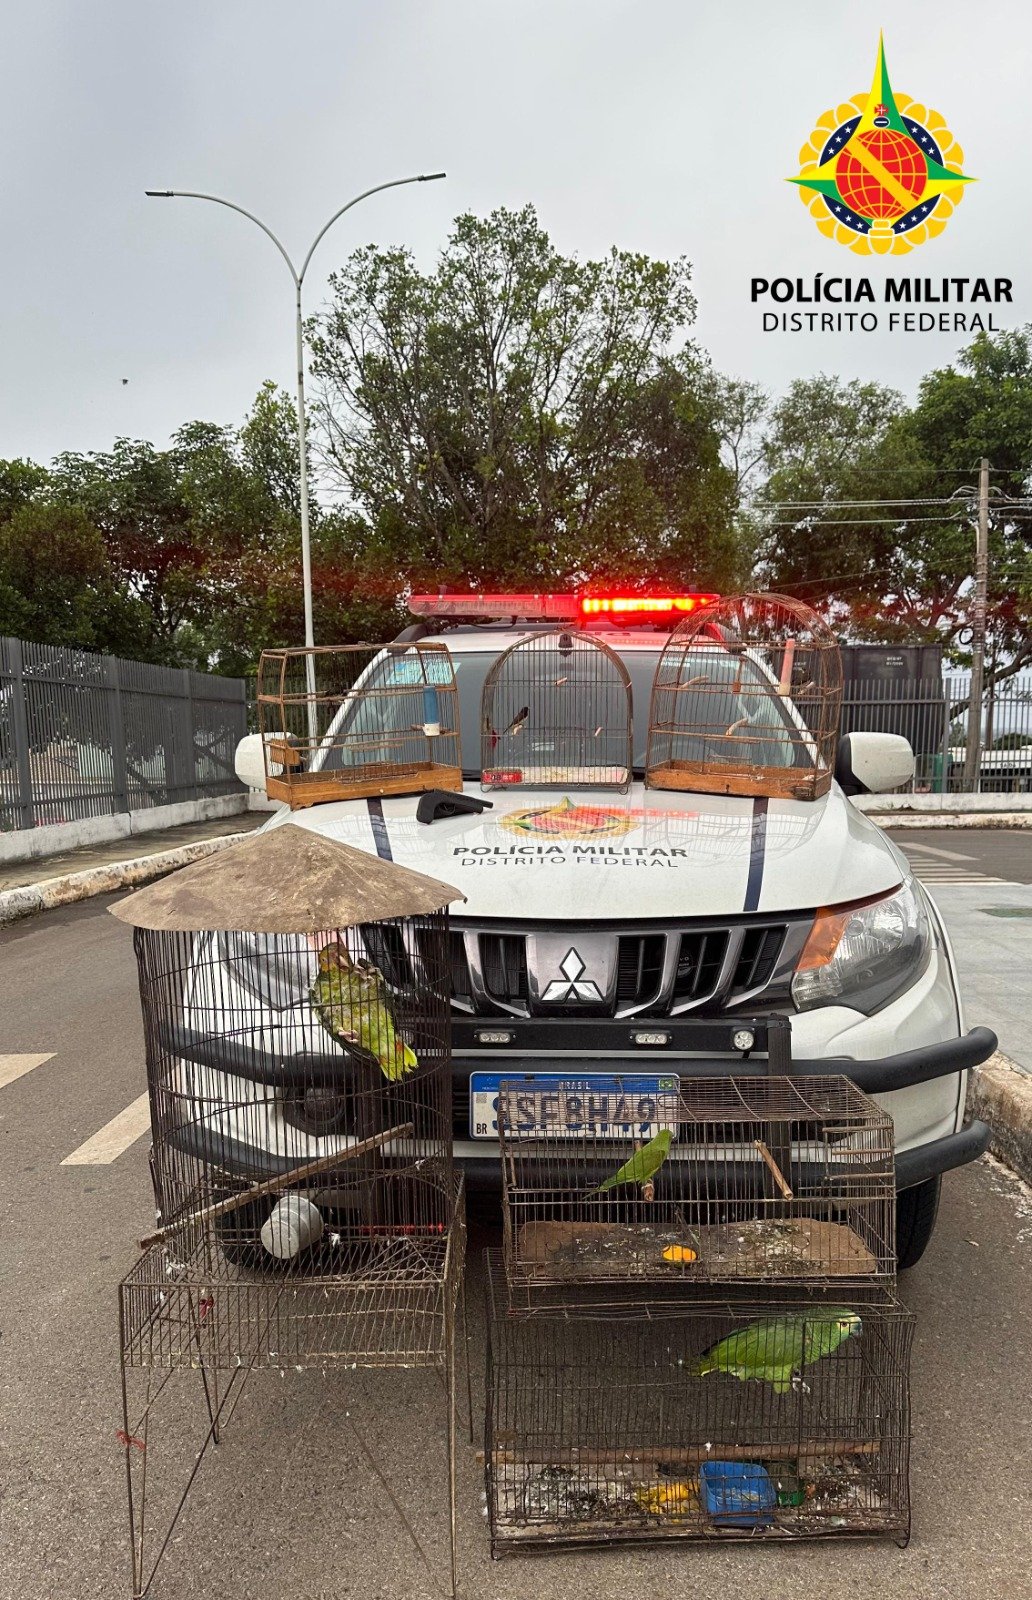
110,825,468,1599
480,631,633,791
646,593,843,802
498,1076,895,1304
113,826,464,1259
257,642,462,808
484,1254,913,1553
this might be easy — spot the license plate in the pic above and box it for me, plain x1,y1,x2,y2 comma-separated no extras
469,1073,680,1141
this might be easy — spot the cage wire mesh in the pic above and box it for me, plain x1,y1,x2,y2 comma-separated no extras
257,642,462,808
118,1183,467,1599
498,1076,896,1303
111,829,468,1598
133,914,457,1271
646,593,843,802
480,631,633,791
484,1254,913,1552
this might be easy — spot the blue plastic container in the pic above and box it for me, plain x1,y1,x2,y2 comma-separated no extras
699,1461,776,1527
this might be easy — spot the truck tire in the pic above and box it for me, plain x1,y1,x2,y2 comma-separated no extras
895,1176,941,1270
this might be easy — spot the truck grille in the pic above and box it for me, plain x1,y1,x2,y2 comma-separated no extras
481,934,530,1007
451,918,810,1020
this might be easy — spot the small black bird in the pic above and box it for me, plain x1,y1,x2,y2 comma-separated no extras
504,705,530,736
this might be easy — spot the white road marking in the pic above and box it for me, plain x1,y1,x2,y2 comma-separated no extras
913,872,1007,885
900,843,1007,885
61,1092,151,1165
0,1053,54,1090
902,843,977,863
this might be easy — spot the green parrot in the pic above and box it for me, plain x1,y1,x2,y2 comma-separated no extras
594,1127,672,1193
693,1308,862,1395
310,940,417,1082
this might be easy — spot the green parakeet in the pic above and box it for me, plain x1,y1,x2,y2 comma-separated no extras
594,1128,672,1193
693,1308,862,1394
310,940,417,1082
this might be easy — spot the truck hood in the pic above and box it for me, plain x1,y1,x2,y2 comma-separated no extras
264,784,904,920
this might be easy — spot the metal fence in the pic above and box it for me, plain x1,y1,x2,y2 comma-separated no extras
841,673,1032,794
0,636,248,831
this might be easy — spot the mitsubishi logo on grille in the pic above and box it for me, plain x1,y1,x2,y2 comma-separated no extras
540,947,605,1005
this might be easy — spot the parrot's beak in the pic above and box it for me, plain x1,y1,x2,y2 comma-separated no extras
317,940,347,974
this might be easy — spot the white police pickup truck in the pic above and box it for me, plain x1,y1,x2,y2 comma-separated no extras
233,592,994,1269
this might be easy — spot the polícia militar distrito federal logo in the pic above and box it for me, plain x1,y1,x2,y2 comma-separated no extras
790,34,973,255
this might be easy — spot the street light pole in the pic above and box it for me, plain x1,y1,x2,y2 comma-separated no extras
963,457,991,792
145,175,446,685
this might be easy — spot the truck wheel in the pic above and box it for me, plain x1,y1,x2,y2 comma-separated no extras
895,1176,941,1270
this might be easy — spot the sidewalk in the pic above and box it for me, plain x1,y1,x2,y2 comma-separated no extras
0,812,265,894
931,883,1032,1076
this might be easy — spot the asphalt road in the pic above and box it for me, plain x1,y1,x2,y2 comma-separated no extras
1,896,1031,1600
889,827,1032,885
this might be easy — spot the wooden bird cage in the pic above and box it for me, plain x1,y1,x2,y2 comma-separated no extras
480,631,633,791
485,1255,913,1553
257,642,462,809
646,594,843,802
498,1075,895,1305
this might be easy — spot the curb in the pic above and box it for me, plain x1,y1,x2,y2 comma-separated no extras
968,1051,1032,1188
869,813,1032,830
0,833,248,928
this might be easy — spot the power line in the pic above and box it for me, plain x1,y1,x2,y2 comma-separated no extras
761,464,1012,476
767,514,971,526
769,496,972,509
768,497,1032,511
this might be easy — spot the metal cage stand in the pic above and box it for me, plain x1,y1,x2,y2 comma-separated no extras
118,1182,468,1599
110,825,471,1597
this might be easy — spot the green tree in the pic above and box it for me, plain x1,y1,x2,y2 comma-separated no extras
755,335,1032,664
311,205,740,591
0,500,150,653
756,375,907,606
0,458,49,522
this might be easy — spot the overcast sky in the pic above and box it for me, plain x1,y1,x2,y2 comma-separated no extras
3,0,1028,466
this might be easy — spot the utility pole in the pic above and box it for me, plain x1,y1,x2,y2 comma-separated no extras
963,457,990,791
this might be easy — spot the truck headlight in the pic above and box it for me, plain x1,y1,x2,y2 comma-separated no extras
791,877,932,1015
217,932,316,1012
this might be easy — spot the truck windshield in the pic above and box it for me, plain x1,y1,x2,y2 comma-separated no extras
320,642,811,781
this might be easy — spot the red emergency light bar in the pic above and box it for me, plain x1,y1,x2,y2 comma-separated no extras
408,592,579,620
580,593,718,616
408,591,719,622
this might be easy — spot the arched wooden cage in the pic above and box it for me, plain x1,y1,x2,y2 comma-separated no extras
646,594,843,802
257,642,462,808
480,631,633,791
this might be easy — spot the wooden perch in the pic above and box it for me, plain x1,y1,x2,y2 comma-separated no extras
139,1121,414,1249
754,1138,794,1199
779,636,797,695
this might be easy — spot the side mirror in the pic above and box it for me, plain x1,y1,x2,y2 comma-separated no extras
836,732,915,796
236,731,305,790
234,733,268,790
